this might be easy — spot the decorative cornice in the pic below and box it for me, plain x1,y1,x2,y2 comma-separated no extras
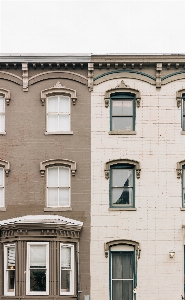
0,88,11,105
40,81,77,105
104,159,141,179
176,160,185,178
176,89,185,108
0,159,10,176
104,80,141,108
104,239,140,258
40,159,77,176
22,63,28,92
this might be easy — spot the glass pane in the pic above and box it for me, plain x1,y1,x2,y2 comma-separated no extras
59,115,70,131
48,96,58,112
59,188,69,206
59,96,70,113
0,168,3,186
7,247,15,267
112,100,133,116
0,188,4,207
61,269,70,292
112,117,133,131
0,97,5,112
61,247,71,268
59,167,69,186
112,188,133,205
30,245,46,267
48,114,58,131
112,169,133,187
48,168,58,187
112,280,133,300
0,115,5,132
48,188,58,206
7,270,15,292
112,252,133,279
30,269,46,291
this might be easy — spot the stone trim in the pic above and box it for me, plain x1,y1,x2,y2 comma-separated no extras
176,89,185,108
104,239,140,258
40,81,77,105
40,159,77,176
0,88,11,105
104,80,141,108
0,159,10,176
104,159,141,179
176,160,185,178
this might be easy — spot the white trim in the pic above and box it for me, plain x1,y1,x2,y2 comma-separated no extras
60,243,74,295
4,244,15,296
26,242,49,296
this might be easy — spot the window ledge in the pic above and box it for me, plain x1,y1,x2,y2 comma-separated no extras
181,131,185,135
45,131,73,135
109,131,137,135
109,208,137,211
44,207,72,212
0,207,6,211
0,132,6,135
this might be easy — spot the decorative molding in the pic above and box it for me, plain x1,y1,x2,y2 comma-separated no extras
104,80,141,108
0,159,10,176
176,89,185,108
104,239,140,258
176,160,185,178
88,63,94,91
22,63,28,92
156,63,162,88
104,159,141,179
40,159,77,176
0,88,11,105
40,81,77,105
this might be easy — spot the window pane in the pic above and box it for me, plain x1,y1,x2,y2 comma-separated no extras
48,96,58,112
112,169,133,187
112,117,133,131
61,247,71,268
112,280,133,300
59,167,69,186
0,188,4,207
30,245,46,267
59,115,70,131
112,100,133,116
112,252,133,279
0,168,3,186
48,188,58,206
59,188,69,206
0,97,5,112
30,269,46,291
48,168,58,187
112,188,133,205
0,115,5,132
61,270,70,292
47,114,58,131
59,96,70,113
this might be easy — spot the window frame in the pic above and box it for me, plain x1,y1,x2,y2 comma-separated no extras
26,242,49,296
60,243,75,296
110,93,136,132
4,243,16,296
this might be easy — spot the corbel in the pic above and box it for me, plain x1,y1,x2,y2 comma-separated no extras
167,63,171,69
22,63,28,92
88,63,94,92
156,63,162,88
57,63,60,69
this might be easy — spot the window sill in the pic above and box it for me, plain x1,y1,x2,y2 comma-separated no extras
109,208,137,211
109,131,136,135
0,207,6,211
44,207,72,212
0,132,6,135
45,131,73,135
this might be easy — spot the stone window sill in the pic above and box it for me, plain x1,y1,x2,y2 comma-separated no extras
109,131,136,135
45,131,73,135
109,208,137,211
44,207,72,212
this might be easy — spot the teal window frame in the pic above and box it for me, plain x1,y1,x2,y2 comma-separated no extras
182,94,185,131
110,93,136,131
110,164,135,208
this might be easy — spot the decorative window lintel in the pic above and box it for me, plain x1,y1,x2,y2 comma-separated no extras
104,239,140,258
176,160,185,178
104,159,141,179
0,88,11,105
40,81,77,105
104,80,141,108
40,159,76,177
0,159,10,176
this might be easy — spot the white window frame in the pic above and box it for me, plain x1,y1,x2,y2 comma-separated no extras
60,243,74,295
0,167,5,208
0,95,5,133
4,244,16,296
46,95,71,133
26,242,49,296
46,166,71,208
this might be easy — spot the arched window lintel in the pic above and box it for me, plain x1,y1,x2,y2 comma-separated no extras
104,239,140,258
104,159,141,179
0,88,11,105
0,159,10,176
40,159,77,177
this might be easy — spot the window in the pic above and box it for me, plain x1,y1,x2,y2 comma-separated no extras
110,245,136,300
26,242,49,295
0,167,4,207
47,166,70,207
46,95,70,132
110,93,135,131
4,244,15,296
60,243,74,295
110,164,134,208
0,96,5,133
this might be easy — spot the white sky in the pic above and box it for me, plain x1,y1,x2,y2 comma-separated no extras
0,0,185,55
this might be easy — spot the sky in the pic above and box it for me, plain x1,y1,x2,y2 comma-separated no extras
0,0,185,55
